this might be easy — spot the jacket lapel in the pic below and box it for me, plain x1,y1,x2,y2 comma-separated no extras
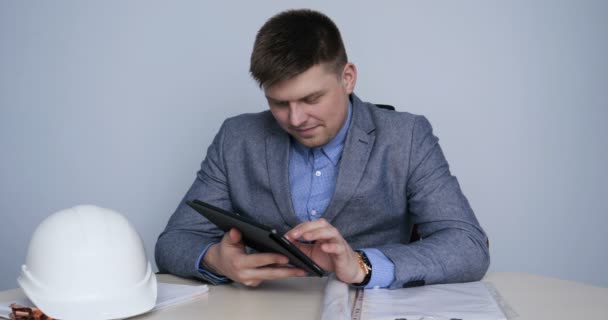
265,129,301,227
323,95,376,223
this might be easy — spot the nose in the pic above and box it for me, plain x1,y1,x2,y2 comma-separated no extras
288,103,306,127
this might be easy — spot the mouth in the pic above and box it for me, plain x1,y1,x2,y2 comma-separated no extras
292,126,318,137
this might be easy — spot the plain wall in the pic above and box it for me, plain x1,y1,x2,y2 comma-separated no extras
1,1,607,291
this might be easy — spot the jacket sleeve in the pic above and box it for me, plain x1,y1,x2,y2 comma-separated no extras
380,115,490,289
154,120,234,285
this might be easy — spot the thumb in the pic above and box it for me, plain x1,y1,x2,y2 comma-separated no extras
225,228,243,245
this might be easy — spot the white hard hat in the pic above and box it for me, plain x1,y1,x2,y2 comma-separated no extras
18,205,157,320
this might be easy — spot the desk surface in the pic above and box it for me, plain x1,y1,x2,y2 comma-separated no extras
1,272,607,319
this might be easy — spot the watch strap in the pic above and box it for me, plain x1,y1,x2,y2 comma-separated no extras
352,250,372,287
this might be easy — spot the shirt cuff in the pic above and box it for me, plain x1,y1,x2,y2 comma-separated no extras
196,241,230,283
359,248,395,289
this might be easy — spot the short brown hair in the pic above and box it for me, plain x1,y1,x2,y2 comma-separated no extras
249,9,348,88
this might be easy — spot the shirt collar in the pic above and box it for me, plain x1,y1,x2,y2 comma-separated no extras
321,101,352,165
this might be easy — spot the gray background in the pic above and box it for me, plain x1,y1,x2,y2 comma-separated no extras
1,1,607,291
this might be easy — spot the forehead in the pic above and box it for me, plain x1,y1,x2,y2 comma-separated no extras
263,64,339,101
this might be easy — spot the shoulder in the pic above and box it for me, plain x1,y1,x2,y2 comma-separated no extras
220,110,278,137
352,95,430,139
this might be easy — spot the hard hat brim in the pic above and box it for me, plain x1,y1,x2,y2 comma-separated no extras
18,263,157,320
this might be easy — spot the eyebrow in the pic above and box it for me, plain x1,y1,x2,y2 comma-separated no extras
266,90,326,104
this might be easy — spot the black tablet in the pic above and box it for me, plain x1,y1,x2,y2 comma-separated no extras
187,199,326,277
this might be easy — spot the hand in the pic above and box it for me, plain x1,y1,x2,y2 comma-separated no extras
203,228,307,286
285,218,366,284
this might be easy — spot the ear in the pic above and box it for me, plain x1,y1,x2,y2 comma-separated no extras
341,63,357,94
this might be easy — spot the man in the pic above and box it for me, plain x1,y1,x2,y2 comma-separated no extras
155,9,489,289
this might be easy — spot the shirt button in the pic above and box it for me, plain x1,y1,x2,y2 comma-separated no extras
311,210,317,216
315,171,321,177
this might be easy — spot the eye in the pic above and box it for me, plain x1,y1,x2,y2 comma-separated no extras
270,100,289,108
305,95,321,104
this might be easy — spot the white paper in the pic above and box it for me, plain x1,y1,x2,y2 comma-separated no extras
0,282,208,319
320,274,350,320
361,281,507,320
153,282,208,311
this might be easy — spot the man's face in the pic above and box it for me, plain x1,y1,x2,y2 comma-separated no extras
264,63,357,148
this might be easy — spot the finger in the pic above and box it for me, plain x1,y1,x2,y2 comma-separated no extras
286,218,330,239
300,225,341,242
240,252,291,269
221,228,243,247
240,266,307,287
320,242,348,255
244,266,308,281
286,220,321,239
227,228,242,243
242,279,262,287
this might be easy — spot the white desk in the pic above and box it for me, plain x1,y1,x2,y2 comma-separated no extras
1,272,606,319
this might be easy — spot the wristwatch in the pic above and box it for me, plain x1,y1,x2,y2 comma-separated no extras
352,250,372,287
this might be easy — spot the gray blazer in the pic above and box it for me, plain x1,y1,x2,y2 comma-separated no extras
155,94,490,289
